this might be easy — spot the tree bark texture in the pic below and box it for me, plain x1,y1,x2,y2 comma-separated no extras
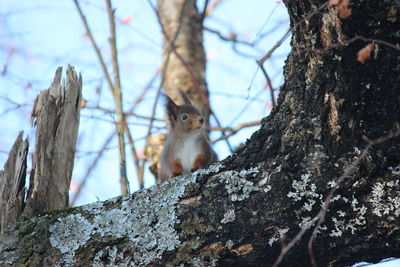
0,132,28,233
24,66,82,216
1,1,400,266
158,0,210,121
148,0,211,177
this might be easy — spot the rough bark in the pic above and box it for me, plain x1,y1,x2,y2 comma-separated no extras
24,66,82,216
0,132,28,233
1,1,400,266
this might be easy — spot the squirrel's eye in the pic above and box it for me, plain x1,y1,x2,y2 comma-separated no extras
181,114,188,120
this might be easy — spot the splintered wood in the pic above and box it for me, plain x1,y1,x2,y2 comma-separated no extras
24,66,82,216
0,132,28,233
0,66,82,230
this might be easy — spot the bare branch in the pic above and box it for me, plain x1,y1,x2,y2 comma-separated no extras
70,131,115,206
211,121,260,144
258,63,276,108
106,0,129,195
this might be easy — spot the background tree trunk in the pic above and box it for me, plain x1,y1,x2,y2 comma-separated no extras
1,1,400,266
148,0,212,179
158,0,210,122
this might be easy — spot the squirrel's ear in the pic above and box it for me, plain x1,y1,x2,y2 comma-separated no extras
178,89,192,105
162,93,179,126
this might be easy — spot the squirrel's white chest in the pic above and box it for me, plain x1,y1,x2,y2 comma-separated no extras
175,134,201,173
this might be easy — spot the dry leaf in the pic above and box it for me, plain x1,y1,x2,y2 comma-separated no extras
232,244,253,255
357,44,375,63
338,6,352,19
81,99,87,108
120,15,133,24
201,243,225,252
329,0,352,19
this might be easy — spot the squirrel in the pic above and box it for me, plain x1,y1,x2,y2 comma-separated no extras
158,90,217,184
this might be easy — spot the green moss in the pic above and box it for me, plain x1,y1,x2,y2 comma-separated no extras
197,247,222,263
250,217,258,225
175,240,201,263
203,190,211,197
20,254,42,267
179,217,206,236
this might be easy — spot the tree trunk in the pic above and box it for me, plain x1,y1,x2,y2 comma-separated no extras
1,1,400,266
0,132,28,233
148,0,211,178
158,0,209,121
24,66,82,216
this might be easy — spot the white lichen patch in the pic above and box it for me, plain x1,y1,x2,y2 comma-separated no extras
221,209,236,224
329,196,367,237
299,216,314,229
329,217,345,237
388,165,400,175
287,174,322,212
49,171,200,266
268,228,289,247
49,214,93,266
369,180,400,218
327,180,338,188
193,162,223,176
219,167,260,201
49,214,93,254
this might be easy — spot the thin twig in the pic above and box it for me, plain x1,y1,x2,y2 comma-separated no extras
124,125,142,189
204,26,255,47
258,63,276,108
204,0,224,17
128,67,161,110
70,131,115,206
228,87,265,126
72,0,114,91
210,111,233,152
258,28,291,65
106,0,129,194
85,105,165,121
211,121,260,144
72,66,160,203
200,0,209,24
253,3,281,43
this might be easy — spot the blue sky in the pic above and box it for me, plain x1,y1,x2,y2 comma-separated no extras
0,0,290,204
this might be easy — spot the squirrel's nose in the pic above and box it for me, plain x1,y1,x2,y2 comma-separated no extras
199,117,204,124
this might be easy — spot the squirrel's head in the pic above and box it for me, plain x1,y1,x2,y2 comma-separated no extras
163,90,204,133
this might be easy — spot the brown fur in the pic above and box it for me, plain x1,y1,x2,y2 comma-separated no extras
158,91,217,184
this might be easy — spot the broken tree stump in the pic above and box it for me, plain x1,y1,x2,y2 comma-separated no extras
24,65,82,216
0,132,29,233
